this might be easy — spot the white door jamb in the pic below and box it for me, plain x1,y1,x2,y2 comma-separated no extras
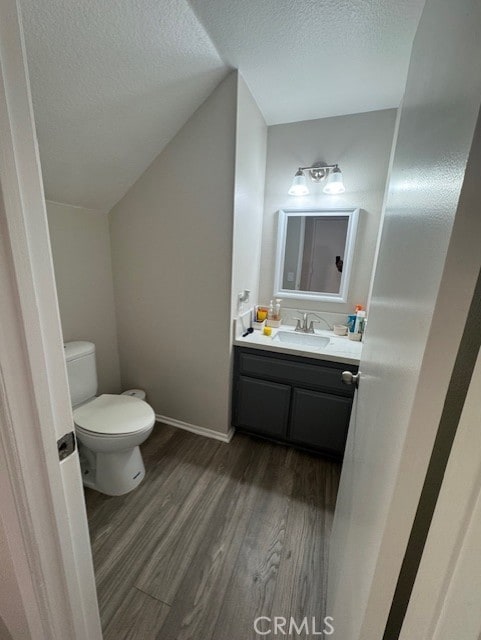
0,1,102,638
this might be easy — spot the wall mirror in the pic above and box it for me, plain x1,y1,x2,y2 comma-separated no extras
274,208,359,303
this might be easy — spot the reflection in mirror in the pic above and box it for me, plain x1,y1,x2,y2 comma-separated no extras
274,209,359,303
283,216,348,293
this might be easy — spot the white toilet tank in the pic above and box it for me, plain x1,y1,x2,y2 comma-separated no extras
64,341,98,407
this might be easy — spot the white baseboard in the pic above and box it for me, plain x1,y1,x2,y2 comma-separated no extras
155,414,234,443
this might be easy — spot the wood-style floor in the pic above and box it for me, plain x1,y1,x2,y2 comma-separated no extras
85,424,340,640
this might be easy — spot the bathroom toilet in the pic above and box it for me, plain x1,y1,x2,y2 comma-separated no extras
64,341,155,496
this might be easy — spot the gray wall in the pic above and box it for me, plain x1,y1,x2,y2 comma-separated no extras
259,109,397,314
109,72,237,435
231,74,267,318
46,201,121,394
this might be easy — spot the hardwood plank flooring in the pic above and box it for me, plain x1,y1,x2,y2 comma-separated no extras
86,428,223,625
134,436,253,603
85,424,340,640
102,588,170,640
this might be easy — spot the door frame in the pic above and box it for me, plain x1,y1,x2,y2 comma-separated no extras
0,1,101,638
399,346,481,639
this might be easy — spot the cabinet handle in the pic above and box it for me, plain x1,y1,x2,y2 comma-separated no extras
341,371,360,388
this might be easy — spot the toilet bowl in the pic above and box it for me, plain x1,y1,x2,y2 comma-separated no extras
74,394,155,496
64,341,155,496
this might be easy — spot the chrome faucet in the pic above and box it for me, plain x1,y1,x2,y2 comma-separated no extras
294,313,317,334
294,312,331,334
295,313,309,333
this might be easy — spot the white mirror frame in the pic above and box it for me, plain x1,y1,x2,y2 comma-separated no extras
274,208,359,303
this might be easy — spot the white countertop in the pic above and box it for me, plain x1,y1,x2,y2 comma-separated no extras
233,326,362,365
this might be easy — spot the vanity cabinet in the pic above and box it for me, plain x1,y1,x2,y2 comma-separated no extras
232,346,358,459
236,377,290,439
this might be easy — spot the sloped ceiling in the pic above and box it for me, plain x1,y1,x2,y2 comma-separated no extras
188,0,425,125
20,0,228,210
20,0,425,210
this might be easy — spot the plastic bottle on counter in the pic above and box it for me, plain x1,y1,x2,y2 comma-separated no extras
274,298,282,320
361,317,368,340
267,299,275,320
354,309,366,334
346,315,356,332
267,299,282,327
347,304,363,333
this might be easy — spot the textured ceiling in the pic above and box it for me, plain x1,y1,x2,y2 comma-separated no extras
20,0,228,209
20,0,425,210
188,0,426,125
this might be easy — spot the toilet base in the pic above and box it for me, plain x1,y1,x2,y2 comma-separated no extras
79,443,146,496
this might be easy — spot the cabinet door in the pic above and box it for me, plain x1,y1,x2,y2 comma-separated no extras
290,388,352,456
235,376,291,439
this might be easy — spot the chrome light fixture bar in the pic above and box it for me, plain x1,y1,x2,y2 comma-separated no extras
288,163,345,196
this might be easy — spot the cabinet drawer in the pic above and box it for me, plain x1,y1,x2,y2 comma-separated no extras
289,388,351,456
238,350,355,395
234,376,290,439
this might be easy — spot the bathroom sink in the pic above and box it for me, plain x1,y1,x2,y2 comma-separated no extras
273,331,330,349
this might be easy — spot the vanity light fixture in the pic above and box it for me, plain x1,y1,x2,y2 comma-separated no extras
288,163,345,196
288,169,309,196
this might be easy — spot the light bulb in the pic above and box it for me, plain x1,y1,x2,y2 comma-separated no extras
323,166,345,194
288,170,309,196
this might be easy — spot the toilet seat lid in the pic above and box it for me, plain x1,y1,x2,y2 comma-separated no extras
73,394,155,436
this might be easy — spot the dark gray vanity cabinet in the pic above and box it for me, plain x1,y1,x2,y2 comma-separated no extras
236,377,290,439
232,347,358,459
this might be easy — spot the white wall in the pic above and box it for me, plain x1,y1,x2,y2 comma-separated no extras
327,0,481,636
231,75,267,318
109,72,237,435
46,201,121,394
259,109,397,315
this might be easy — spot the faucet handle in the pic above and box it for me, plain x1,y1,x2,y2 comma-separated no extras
294,318,303,332
308,320,320,334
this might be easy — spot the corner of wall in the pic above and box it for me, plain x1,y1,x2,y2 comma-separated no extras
231,74,268,324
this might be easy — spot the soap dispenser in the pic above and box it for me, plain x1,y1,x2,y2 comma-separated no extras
275,298,282,320
266,299,282,328
267,299,275,321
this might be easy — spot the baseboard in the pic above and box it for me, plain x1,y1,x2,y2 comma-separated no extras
155,414,234,443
